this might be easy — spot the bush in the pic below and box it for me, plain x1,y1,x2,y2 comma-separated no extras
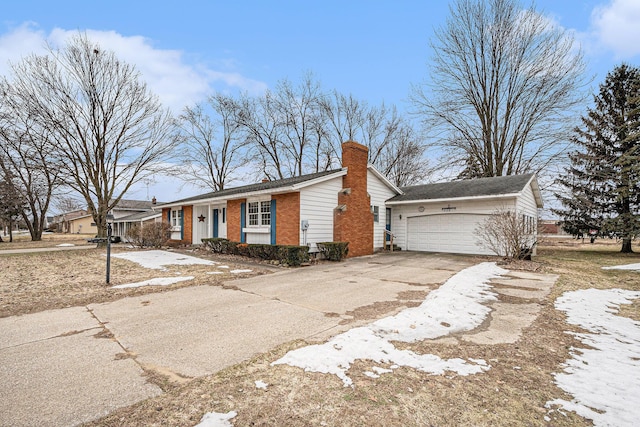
126,222,171,248
317,242,349,261
202,238,310,266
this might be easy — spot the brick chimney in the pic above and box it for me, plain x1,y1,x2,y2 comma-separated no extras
334,141,373,257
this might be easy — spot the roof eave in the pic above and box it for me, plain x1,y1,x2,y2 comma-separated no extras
386,193,520,205
158,170,346,208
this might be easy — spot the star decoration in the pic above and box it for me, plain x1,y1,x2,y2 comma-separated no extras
198,214,206,222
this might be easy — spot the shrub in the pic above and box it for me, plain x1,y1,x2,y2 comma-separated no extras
202,238,309,266
126,222,171,248
317,242,349,261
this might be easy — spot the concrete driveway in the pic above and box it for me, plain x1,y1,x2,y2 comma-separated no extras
0,252,473,426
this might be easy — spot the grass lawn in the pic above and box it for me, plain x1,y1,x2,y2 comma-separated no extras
2,235,639,426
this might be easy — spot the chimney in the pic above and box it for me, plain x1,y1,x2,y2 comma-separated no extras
262,178,270,183
151,197,157,205
334,141,373,257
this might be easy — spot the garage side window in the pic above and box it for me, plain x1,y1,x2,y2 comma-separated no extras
522,214,535,234
371,205,379,222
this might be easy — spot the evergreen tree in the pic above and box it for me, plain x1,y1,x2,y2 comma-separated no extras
554,64,640,253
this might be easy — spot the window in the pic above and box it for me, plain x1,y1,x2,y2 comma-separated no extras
171,209,182,227
522,214,535,234
261,201,271,226
372,205,379,222
248,202,259,225
247,200,271,227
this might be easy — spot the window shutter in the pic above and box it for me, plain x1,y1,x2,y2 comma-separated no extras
270,199,277,245
213,209,219,238
240,203,246,243
179,209,184,240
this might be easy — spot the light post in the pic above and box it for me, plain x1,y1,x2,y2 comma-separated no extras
106,213,114,284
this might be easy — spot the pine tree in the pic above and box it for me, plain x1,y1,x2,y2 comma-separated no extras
554,64,640,253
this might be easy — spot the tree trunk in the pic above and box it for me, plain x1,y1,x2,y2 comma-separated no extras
621,238,633,253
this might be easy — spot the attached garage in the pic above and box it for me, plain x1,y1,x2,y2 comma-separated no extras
387,174,544,256
406,213,493,255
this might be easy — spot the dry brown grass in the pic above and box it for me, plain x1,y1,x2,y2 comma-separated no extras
4,237,639,426
0,232,95,249
0,243,272,318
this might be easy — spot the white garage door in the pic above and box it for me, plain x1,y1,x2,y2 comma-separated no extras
406,214,493,255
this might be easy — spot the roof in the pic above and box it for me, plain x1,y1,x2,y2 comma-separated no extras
160,169,345,207
112,210,162,223
114,199,158,210
387,173,538,204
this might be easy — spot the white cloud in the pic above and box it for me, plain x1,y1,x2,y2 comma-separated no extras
0,23,268,112
591,0,640,58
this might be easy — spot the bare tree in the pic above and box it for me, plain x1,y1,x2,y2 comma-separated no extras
238,91,288,180
3,34,177,238
177,93,246,191
0,96,60,241
411,0,587,178
274,74,325,176
0,172,27,242
474,207,537,259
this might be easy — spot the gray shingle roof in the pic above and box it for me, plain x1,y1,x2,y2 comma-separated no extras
388,174,534,203
112,210,162,222
161,169,343,206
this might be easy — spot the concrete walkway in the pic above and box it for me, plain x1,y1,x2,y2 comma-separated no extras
0,252,556,426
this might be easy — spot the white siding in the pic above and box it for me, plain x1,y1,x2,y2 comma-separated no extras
516,182,540,254
299,177,342,251
391,198,517,252
368,170,397,249
193,205,209,244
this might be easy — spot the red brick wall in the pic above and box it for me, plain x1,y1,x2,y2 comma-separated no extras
334,141,373,257
273,192,300,245
182,205,193,244
162,208,170,225
226,199,245,242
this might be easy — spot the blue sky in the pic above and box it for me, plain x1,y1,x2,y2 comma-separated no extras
1,0,639,202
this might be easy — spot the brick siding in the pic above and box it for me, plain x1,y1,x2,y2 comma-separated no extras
273,192,300,245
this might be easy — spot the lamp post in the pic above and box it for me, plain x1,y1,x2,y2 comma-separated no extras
106,213,114,284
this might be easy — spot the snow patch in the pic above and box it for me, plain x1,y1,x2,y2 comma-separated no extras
111,250,216,270
194,410,237,427
546,288,640,426
602,263,640,271
56,243,75,247
230,269,252,274
111,276,194,289
255,380,268,390
272,262,506,386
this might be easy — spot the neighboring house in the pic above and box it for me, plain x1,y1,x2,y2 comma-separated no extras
110,198,162,239
53,209,93,234
111,210,163,241
58,199,160,237
159,141,543,257
66,213,98,235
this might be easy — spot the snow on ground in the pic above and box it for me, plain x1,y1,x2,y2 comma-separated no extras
56,243,75,247
602,263,640,271
255,380,268,390
194,411,237,427
547,288,640,426
111,250,217,270
230,269,252,274
272,262,507,387
111,276,194,289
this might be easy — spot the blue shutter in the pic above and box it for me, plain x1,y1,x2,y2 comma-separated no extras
167,209,171,225
213,209,219,238
240,203,246,243
270,199,277,245
179,209,184,240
